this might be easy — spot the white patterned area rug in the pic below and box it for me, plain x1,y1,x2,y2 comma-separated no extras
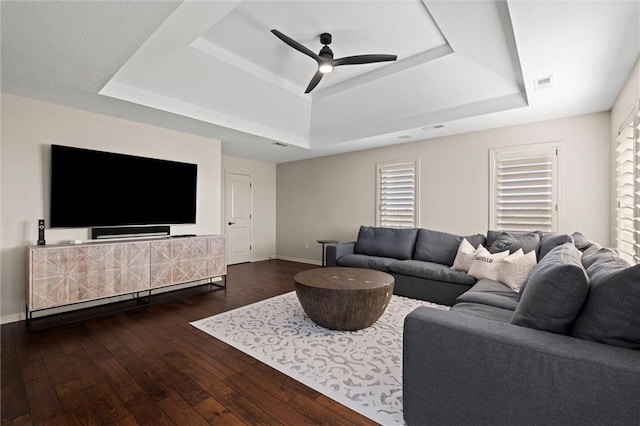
190,291,449,425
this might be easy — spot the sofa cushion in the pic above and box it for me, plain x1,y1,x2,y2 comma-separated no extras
511,243,589,334
571,232,595,252
467,248,510,281
496,249,537,292
451,240,484,272
456,279,519,310
451,302,514,323
489,231,541,255
354,226,418,260
486,230,542,249
388,260,476,285
581,246,626,270
539,233,574,260
336,254,397,272
571,252,640,349
413,228,485,266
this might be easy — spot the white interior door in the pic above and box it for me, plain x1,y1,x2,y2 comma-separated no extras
226,172,252,264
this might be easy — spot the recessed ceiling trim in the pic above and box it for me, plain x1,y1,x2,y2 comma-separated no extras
311,92,527,146
99,80,310,149
191,37,309,99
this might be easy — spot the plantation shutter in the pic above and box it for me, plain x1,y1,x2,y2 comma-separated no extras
615,102,640,264
490,143,559,232
376,160,418,228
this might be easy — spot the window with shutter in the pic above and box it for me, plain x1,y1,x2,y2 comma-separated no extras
376,160,419,228
489,143,560,232
615,101,640,265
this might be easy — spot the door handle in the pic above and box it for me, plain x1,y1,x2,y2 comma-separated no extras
228,222,235,225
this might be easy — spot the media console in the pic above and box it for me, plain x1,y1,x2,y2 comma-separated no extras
26,235,226,325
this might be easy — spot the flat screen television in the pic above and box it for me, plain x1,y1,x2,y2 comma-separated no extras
50,144,197,228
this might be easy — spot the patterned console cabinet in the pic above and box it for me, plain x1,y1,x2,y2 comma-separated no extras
150,236,226,288
27,235,226,314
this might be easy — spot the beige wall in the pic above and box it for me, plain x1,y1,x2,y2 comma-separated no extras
277,112,611,263
222,155,276,261
1,94,222,323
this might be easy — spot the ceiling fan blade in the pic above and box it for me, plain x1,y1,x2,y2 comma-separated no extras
271,29,321,62
304,71,324,94
333,54,398,67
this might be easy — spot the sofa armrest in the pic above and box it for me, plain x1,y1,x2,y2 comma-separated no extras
403,307,640,425
325,242,355,267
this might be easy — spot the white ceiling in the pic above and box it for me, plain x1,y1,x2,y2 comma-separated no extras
2,1,638,163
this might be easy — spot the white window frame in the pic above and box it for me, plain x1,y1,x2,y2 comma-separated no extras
376,159,420,228
614,101,640,264
489,142,561,232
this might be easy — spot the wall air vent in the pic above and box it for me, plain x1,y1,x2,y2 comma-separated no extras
534,75,553,91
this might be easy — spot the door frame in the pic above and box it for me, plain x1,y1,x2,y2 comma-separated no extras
224,171,253,264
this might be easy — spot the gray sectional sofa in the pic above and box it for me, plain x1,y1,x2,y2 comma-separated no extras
327,226,640,425
326,226,486,305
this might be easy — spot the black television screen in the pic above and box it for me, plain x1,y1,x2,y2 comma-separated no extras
50,145,197,228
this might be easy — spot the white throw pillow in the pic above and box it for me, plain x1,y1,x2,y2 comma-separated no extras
451,239,484,272
467,247,510,281
498,249,538,292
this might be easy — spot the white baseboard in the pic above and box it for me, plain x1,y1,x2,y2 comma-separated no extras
251,255,276,262
276,255,321,266
1,313,24,325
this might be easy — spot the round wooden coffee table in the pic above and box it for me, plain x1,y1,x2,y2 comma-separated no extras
293,267,395,331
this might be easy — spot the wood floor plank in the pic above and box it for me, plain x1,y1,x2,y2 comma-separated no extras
82,382,136,424
157,339,283,425
122,393,175,426
1,260,376,426
1,324,31,423
109,346,173,401
94,357,146,404
83,317,126,351
136,347,210,407
223,372,322,425
156,393,209,426
54,379,102,425
23,376,65,424
41,354,75,386
11,326,50,383
192,397,245,425
0,413,33,426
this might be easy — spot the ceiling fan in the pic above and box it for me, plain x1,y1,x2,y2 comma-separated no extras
271,29,398,94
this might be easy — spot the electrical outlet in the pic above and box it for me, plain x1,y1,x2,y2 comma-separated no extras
305,243,309,249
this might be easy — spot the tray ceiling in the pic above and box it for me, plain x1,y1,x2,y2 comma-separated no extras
2,1,638,162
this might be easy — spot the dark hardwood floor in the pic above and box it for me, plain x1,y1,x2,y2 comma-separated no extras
1,260,377,425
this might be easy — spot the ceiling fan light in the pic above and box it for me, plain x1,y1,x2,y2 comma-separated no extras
319,63,334,73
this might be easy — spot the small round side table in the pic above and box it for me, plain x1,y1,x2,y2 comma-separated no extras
317,239,340,267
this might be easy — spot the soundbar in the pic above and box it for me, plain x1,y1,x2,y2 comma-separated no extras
91,225,170,240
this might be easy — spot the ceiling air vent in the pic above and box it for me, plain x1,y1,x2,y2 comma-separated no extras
534,75,553,91
422,124,445,131
272,142,288,147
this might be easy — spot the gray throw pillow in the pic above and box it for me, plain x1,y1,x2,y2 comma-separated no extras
489,232,541,255
539,233,574,260
571,253,640,349
354,226,418,260
486,230,542,248
413,228,485,266
581,246,625,270
571,232,594,252
511,243,589,335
